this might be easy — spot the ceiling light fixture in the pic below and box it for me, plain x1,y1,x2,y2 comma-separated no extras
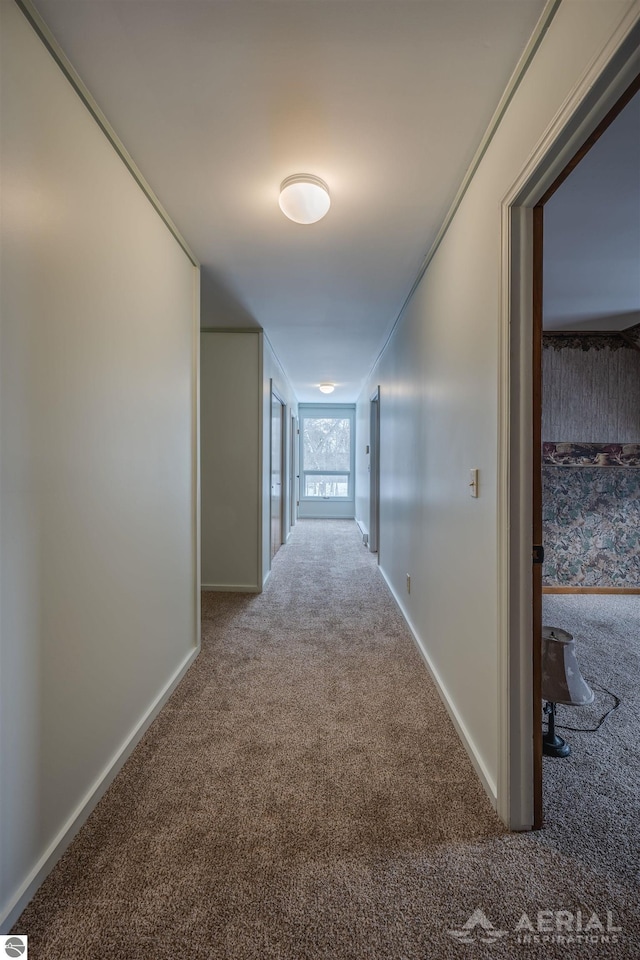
279,174,330,224
319,383,335,394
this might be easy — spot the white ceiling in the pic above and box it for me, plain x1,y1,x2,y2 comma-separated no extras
34,0,548,401
544,90,640,332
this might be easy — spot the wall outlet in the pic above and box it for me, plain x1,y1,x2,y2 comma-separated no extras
406,574,411,594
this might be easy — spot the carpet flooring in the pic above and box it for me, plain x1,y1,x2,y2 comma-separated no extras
540,594,640,887
13,521,640,958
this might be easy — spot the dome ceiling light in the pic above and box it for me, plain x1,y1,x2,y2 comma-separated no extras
279,174,330,224
319,383,335,394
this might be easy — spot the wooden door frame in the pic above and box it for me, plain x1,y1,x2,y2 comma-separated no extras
498,22,639,831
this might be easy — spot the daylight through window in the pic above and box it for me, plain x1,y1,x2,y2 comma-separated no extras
301,411,353,500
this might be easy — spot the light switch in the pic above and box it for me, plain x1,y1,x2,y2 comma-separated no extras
469,468,479,498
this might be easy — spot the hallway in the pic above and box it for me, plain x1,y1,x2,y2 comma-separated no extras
14,522,640,957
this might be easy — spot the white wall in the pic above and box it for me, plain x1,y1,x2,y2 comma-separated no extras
0,1,199,928
201,332,261,590
356,0,636,806
199,330,296,592
262,337,298,586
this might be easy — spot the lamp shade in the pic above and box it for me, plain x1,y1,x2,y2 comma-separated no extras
279,175,330,224
319,383,335,394
541,626,594,706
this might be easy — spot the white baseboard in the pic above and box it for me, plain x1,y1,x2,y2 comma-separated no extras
355,518,369,545
201,583,261,593
0,645,199,933
379,566,498,808
298,514,356,520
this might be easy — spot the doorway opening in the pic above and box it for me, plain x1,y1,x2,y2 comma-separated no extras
502,25,640,832
290,413,298,530
533,77,640,827
369,389,380,557
297,404,356,520
271,389,285,559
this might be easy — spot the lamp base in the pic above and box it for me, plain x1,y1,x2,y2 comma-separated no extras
543,733,571,757
542,701,571,757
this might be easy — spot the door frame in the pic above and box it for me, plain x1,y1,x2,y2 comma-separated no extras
290,413,298,530
270,385,285,561
369,388,380,557
499,18,640,830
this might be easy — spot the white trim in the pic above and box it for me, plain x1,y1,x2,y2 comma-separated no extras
497,205,535,831
297,403,356,410
368,388,380,556
262,568,271,590
379,567,497,807
0,646,199,932
257,333,265,589
202,583,261,594
193,266,202,669
497,198,511,827
269,381,287,563
356,518,369,538
498,3,640,830
298,511,355,520
14,0,199,268
289,413,296,530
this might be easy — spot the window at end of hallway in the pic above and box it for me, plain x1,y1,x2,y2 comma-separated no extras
300,411,353,500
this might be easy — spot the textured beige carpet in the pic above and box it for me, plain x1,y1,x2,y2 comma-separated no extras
540,595,640,886
13,521,640,957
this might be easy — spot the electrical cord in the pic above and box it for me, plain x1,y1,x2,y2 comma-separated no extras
555,680,621,733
